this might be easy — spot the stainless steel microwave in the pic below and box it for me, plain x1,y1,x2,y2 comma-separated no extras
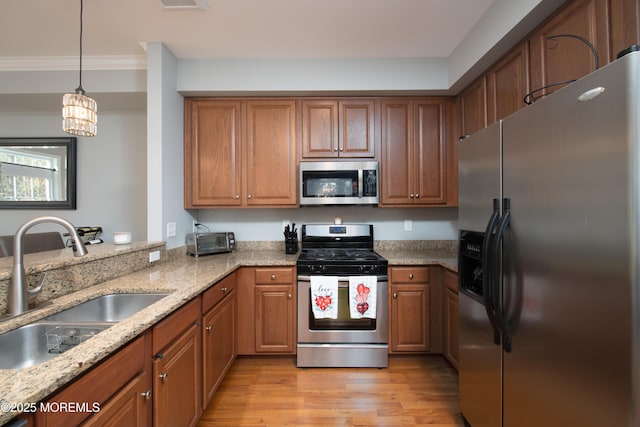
299,161,379,206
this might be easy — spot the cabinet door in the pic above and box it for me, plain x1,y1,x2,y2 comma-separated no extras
339,99,376,157
414,99,446,204
82,372,151,427
390,283,430,352
153,323,202,427
486,43,530,124
202,291,236,407
529,0,610,101
184,100,242,207
245,100,297,206
301,100,339,158
458,76,487,138
380,99,414,205
255,284,295,353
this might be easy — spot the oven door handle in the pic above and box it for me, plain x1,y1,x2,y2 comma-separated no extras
297,275,388,282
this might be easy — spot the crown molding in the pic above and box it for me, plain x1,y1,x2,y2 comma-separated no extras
0,55,147,72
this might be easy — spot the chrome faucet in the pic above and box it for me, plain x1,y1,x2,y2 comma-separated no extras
8,216,88,316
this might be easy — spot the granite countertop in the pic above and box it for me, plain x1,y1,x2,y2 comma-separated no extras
0,245,456,425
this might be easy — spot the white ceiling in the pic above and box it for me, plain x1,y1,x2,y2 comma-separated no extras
1,0,496,65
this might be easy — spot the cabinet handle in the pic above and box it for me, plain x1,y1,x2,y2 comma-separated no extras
271,274,276,280
158,373,168,381
409,273,414,280
193,321,201,327
140,390,152,400
393,293,398,299
206,325,213,332
220,287,227,292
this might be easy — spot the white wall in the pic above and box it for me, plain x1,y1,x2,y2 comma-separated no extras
0,110,147,241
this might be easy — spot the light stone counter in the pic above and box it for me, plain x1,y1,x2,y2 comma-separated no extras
0,242,455,425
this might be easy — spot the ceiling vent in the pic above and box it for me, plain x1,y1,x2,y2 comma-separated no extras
160,0,208,10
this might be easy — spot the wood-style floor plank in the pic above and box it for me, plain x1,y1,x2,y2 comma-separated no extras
197,355,464,426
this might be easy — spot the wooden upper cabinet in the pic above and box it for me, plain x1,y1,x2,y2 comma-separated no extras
184,99,242,207
529,0,610,102
458,76,487,138
486,43,530,124
301,99,375,158
380,98,447,206
245,100,297,206
609,0,640,59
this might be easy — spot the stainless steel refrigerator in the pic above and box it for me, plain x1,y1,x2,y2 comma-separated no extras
457,50,640,427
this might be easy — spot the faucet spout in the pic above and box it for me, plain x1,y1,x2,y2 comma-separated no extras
8,216,88,316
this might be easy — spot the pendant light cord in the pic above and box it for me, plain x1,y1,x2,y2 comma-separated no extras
76,0,85,94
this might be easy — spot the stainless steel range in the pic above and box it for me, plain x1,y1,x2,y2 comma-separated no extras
296,224,388,368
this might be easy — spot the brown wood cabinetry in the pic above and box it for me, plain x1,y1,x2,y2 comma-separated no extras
236,267,296,355
529,0,610,102
301,99,375,158
486,43,530,125
184,99,297,208
443,269,459,370
458,77,487,138
380,98,450,206
35,334,152,427
152,299,202,427
389,266,442,353
201,274,237,407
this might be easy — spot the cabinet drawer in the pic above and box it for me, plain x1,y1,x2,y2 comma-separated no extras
390,267,430,283
202,273,237,313
254,267,294,284
152,297,201,355
444,269,458,293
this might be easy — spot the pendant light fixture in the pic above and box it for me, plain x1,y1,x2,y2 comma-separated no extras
62,0,97,137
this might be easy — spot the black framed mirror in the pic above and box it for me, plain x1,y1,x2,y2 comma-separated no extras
0,137,77,209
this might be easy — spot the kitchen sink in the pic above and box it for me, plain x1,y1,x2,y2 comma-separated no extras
0,321,112,370
43,293,170,323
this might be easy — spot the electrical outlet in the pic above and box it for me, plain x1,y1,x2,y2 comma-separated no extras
404,220,413,232
167,222,176,237
149,251,161,263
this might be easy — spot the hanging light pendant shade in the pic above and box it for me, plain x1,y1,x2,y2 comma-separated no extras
62,0,97,137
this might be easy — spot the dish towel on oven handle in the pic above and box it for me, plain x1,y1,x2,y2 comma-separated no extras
310,276,338,319
349,276,377,319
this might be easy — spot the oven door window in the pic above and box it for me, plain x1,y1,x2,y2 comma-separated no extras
307,286,376,330
302,170,358,198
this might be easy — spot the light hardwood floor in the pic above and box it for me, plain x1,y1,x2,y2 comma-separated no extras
197,355,464,426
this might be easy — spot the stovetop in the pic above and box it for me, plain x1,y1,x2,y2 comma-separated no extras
297,248,385,263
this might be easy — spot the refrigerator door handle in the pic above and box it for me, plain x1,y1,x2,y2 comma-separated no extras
492,197,513,352
482,198,502,345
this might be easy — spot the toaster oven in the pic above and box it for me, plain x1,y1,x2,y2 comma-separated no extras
186,232,235,257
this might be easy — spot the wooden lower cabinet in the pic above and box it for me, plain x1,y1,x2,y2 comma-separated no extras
388,266,445,354
202,274,237,407
443,269,459,370
152,299,202,427
35,334,152,427
237,267,296,354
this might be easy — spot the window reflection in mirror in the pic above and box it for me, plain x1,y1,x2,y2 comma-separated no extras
0,137,77,209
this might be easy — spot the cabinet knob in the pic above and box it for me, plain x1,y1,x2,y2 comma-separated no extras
393,293,398,299
158,373,168,381
271,274,276,280
140,390,152,400
193,321,201,327
235,195,240,199
288,293,292,299
415,194,420,198
220,287,227,292
409,273,414,280
410,193,414,198
205,325,213,332
248,194,253,199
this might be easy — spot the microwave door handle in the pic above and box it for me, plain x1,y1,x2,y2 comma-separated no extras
358,170,363,198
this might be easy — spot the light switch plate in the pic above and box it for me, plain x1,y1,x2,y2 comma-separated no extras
167,222,176,237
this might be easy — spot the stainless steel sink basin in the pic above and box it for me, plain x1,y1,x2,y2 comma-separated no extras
0,322,112,370
44,293,169,323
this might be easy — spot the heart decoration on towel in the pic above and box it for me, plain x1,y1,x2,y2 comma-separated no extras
355,282,371,315
315,295,332,311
